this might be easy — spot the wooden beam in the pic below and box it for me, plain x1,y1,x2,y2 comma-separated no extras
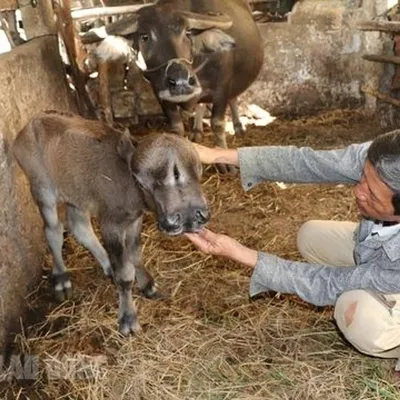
71,0,271,21
71,4,153,20
357,20,400,33
362,54,400,65
361,86,400,108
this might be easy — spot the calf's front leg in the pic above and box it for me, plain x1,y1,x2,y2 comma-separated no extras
66,205,112,277
101,220,140,335
125,216,165,299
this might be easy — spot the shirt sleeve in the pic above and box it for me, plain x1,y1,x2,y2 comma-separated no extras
249,252,400,306
238,142,371,192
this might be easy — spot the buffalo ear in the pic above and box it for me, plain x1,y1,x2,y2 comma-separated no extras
80,15,139,44
191,29,236,54
117,129,138,171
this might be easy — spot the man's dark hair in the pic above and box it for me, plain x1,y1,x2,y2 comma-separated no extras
368,129,400,214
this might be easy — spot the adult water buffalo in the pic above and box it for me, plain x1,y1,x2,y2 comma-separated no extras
81,0,264,154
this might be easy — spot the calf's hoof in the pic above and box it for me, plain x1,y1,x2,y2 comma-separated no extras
141,282,169,300
52,272,72,302
103,266,113,278
119,313,141,336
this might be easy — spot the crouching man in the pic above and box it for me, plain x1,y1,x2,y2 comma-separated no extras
185,129,400,359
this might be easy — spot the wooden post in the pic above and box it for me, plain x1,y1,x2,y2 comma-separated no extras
53,0,96,118
18,0,57,39
98,61,114,124
0,10,25,47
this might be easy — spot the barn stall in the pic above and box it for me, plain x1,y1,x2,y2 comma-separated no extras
1,0,400,398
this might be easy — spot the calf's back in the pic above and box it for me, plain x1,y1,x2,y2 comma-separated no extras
13,111,141,215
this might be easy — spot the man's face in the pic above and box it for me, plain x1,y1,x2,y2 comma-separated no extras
353,160,397,221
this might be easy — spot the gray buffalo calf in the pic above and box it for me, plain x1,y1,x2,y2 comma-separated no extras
13,111,210,335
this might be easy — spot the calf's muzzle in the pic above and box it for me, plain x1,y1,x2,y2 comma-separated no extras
160,205,210,236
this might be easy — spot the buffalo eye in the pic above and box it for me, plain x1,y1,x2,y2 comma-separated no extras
139,33,149,42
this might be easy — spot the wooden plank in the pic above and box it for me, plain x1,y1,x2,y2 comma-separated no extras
0,0,17,11
357,20,400,33
362,54,400,65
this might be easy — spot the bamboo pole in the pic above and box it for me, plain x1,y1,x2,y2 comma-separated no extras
362,54,400,66
361,86,400,108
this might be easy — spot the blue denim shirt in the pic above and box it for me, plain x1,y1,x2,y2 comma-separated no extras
238,141,400,306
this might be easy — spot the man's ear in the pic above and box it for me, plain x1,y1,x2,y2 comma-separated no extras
191,29,236,55
117,129,137,172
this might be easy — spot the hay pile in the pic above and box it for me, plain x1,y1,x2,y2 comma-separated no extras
2,109,399,400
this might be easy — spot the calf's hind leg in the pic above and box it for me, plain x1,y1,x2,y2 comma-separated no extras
33,187,71,302
66,205,112,277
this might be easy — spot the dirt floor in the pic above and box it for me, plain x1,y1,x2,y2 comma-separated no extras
2,109,400,400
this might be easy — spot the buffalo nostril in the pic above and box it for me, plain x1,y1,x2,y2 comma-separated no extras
196,209,210,224
166,213,181,227
167,78,177,87
188,76,196,86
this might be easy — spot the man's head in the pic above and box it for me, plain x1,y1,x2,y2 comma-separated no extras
354,129,400,221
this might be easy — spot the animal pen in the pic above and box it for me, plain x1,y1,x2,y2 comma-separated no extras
1,0,400,398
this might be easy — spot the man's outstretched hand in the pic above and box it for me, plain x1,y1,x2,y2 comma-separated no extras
185,228,258,268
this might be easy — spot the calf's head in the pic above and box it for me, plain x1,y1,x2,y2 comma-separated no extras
118,132,210,235
89,4,236,104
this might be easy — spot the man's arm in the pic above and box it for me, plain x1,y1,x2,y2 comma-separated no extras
238,142,371,191
250,252,400,306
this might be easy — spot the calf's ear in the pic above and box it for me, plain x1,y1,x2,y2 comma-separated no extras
191,29,236,55
117,129,137,171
